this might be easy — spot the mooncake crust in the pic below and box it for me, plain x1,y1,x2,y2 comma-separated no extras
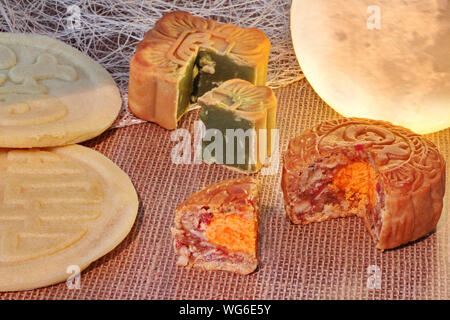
0,145,138,291
172,177,260,274
198,78,277,122
129,11,270,130
0,33,121,148
282,117,445,250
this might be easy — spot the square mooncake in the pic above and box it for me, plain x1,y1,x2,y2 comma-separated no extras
128,11,270,130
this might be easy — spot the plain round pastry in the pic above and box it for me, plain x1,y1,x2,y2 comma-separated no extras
0,144,138,291
290,0,450,134
0,33,121,148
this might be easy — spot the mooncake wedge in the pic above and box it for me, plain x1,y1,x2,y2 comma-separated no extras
198,79,277,173
172,177,260,274
0,33,121,148
282,118,446,250
129,11,270,130
0,145,138,292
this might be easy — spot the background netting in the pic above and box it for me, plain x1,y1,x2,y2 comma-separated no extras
0,0,304,128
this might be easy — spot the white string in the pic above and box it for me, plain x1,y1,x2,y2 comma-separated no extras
0,0,304,128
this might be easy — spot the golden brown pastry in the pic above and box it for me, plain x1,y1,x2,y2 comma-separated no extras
282,118,445,250
171,177,260,274
128,11,270,130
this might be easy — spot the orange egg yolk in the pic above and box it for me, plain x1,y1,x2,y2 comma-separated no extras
332,161,377,209
205,214,256,255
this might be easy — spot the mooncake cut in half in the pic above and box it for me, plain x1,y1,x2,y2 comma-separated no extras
129,11,270,130
198,79,277,173
0,145,138,291
0,33,121,148
172,177,260,274
282,118,445,250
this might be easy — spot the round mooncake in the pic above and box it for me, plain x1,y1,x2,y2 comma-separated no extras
282,118,445,250
0,145,138,291
0,33,121,148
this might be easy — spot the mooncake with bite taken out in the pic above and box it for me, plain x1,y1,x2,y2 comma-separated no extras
282,118,445,250
128,11,270,130
171,177,260,274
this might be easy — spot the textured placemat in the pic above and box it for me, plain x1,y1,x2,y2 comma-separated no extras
0,79,448,300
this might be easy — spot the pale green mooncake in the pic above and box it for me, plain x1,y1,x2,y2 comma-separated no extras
199,79,277,173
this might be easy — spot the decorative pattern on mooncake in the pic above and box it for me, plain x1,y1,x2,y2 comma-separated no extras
198,79,277,173
171,177,260,274
0,33,121,148
0,145,138,292
129,11,270,130
282,118,445,250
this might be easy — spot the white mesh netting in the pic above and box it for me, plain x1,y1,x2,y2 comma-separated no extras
0,0,304,128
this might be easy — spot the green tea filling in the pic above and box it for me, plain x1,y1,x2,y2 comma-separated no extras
176,50,256,119
200,104,257,172
176,56,196,119
193,50,255,99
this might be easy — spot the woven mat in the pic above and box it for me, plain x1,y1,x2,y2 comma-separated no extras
1,79,448,300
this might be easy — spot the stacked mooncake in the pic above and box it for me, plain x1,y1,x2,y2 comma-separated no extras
0,33,138,291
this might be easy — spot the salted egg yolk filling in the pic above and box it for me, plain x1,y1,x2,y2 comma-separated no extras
332,161,377,210
205,214,256,255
